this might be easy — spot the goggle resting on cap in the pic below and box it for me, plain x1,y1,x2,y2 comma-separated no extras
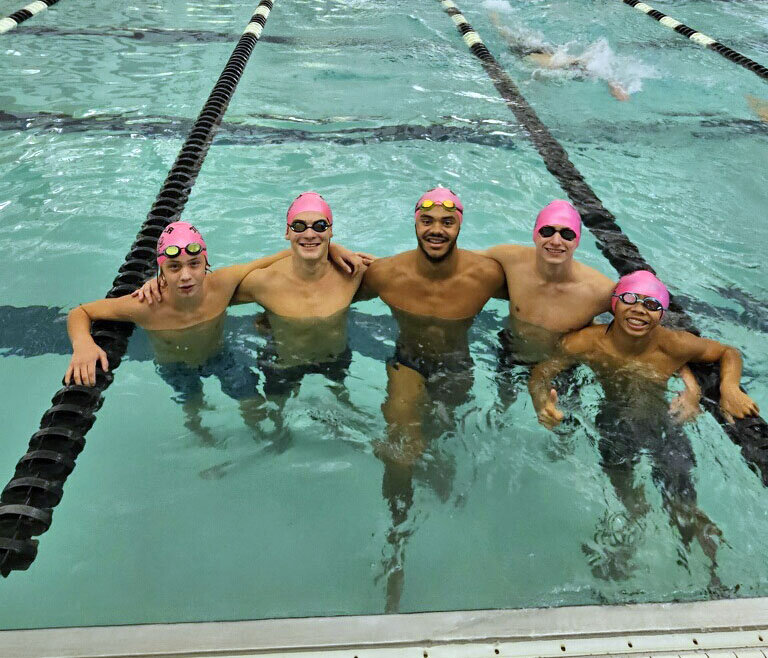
538,225,578,241
612,292,664,312
415,198,463,213
289,219,331,233
161,242,204,259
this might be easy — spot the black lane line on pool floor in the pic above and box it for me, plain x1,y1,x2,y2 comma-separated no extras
0,0,62,35
622,0,768,82
0,0,277,577
436,0,768,484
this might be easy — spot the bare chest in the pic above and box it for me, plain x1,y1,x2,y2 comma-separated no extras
380,276,489,319
509,279,600,332
262,276,358,317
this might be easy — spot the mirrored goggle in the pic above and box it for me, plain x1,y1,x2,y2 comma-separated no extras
416,198,463,213
538,226,577,241
289,219,331,233
162,242,204,258
613,292,664,312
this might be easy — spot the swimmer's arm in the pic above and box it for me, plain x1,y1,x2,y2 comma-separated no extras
487,259,509,300
606,80,630,102
528,332,587,429
230,268,269,306
674,331,760,422
328,242,376,276
473,244,525,265
353,261,384,302
65,296,145,386
135,251,292,305
488,11,516,47
669,364,702,424
220,250,291,285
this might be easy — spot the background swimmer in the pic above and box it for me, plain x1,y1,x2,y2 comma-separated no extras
489,11,631,101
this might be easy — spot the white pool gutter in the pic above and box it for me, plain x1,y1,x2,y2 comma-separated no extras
2,597,767,658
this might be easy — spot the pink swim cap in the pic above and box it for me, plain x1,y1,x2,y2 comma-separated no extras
286,192,333,225
611,270,670,313
414,187,464,224
156,221,208,267
533,199,582,244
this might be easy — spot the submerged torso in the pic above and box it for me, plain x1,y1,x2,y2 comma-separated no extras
147,312,226,366
265,307,349,368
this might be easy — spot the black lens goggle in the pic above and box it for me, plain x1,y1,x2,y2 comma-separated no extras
289,220,331,233
162,242,203,258
613,292,664,312
538,226,577,241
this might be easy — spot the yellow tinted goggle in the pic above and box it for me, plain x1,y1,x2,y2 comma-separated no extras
162,242,203,258
416,198,461,213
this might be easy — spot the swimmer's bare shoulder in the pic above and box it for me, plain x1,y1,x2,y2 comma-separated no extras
655,326,726,366
572,261,615,310
560,324,604,356
76,292,159,329
460,249,507,291
231,257,288,304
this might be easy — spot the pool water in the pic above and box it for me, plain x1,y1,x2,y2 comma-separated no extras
0,0,766,629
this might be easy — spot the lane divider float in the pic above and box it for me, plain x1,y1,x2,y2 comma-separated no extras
622,0,768,82
436,0,768,482
0,0,62,35
0,0,277,577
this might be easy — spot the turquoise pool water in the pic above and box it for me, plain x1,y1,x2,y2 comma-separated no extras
0,0,767,629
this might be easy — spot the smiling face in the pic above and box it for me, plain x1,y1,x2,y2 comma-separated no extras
415,205,461,262
285,209,332,262
533,223,578,264
613,293,663,338
159,252,206,299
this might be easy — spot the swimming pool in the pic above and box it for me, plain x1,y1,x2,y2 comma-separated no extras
0,0,766,631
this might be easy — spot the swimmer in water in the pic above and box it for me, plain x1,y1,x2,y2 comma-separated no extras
477,199,701,422
746,95,768,123
134,193,371,453
489,12,630,101
227,192,368,440
65,222,295,445
356,187,507,612
528,270,760,583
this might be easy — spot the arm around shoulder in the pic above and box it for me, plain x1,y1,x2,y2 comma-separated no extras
671,330,759,421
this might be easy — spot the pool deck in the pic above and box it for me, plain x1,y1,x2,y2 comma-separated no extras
2,596,767,658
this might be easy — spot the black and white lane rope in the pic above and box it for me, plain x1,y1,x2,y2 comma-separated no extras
0,0,62,34
436,0,768,484
622,0,768,82
0,0,276,577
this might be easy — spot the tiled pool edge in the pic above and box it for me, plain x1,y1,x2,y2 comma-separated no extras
2,597,767,657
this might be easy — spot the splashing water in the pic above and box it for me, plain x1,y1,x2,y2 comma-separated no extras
577,38,658,95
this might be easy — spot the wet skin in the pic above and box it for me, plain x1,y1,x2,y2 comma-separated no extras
265,307,350,368
233,210,363,368
148,313,226,366
528,296,761,585
356,206,506,613
483,232,615,362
